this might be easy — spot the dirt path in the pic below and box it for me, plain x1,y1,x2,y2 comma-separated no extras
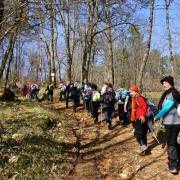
44,101,180,180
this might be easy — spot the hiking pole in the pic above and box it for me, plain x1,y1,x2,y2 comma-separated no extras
147,120,160,144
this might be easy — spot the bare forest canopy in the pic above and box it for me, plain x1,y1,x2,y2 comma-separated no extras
0,0,180,91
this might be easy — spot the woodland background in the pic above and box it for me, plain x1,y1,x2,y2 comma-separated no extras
0,0,180,91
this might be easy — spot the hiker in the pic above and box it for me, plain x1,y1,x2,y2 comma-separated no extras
45,83,54,102
129,85,148,155
74,81,81,106
30,84,40,101
65,82,72,108
116,84,131,126
154,76,180,175
20,84,28,96
82,82,92,114
91,83,101,124
102,83,116,129
59,82,66,101
66,83,80,112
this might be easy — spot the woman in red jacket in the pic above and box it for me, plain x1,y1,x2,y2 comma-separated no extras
129,85,148,155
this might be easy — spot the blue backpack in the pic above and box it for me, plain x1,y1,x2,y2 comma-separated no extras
118,88,128,102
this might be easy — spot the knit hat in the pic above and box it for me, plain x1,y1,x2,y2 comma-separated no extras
129,85,139,93
160,76,174,87
107,83,113,88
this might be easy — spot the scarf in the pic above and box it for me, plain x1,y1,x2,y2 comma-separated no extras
158,87,180,110
130,93,139,121
131,98,136,121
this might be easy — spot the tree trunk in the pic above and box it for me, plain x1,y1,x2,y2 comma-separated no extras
165,0,174,77
5,41,15,88
0,0,4,32
107,27,114,85
49,1,56,86
105,2,114,85
81,1,96,82
137,0,154,91
0,33,16,79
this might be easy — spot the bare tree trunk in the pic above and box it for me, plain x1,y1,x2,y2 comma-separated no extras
5,42,15,88
57,0,78,82
39,41,43,83
137,0,154,91
49,1,56,86
0,0,4,33
4,31,17,88
0,33,16,79
165,0,174,76
107,27,114,85
81,0,97,82
104,2,114,85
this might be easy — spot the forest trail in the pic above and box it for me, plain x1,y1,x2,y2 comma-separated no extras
43,101,180,180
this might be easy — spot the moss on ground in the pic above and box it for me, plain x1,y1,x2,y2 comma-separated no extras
0,100,71,179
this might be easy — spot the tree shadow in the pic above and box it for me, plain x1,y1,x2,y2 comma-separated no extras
146,129,166,155
20,134,77,152
128,150,166,179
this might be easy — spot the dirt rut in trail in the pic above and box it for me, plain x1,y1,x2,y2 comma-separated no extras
44,102,180,180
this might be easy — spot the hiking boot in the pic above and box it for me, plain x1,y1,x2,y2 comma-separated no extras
166,167,178,175
139,145,148,156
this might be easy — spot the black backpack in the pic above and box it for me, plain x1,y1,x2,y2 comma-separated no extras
71,86,79,97
104,91,115,104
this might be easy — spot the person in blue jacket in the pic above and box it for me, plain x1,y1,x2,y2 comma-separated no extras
154,76,180,175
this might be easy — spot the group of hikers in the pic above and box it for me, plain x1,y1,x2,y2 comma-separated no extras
16,76,180,175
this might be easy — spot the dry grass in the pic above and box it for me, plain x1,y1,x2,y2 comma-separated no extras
0,99,70,179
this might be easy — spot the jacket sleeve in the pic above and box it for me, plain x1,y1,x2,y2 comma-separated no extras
137,96,147,117
155,99,175,120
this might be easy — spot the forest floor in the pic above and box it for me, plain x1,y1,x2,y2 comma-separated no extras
43,100,180,180
1,96,180,179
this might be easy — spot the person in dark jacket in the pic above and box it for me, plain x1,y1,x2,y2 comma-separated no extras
66,83,80,112
45,83,54,102
91,84,101,124
102,83,116,129
65,82,71,107
154,76,180,175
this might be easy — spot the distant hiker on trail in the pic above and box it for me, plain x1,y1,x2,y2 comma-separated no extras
116,84,131,126
154,76,180,175
74,81,81,106
82,82,92,114
66,83,81,112
45,83,54,102
30,84,40,101
58,82,66,101
129,85,148,156
91,83,101,124
20,84,28,96
102,83,116,130
65,82,72,108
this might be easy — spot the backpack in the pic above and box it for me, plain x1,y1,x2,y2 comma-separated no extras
92,90,100,102
119,88,128,101
136,96,158,119
104,91,115,104
83,87,92,100
71,86,79,97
